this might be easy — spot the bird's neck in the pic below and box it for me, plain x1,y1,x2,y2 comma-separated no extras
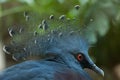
45,53,83,72
44,55,67,65
44,54,92,80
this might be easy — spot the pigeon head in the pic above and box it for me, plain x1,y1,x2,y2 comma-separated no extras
42,30,104,77
3,5,104,79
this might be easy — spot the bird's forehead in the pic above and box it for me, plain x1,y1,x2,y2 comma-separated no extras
48,34,89,55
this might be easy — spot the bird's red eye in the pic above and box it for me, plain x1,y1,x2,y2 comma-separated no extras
77,54,83,61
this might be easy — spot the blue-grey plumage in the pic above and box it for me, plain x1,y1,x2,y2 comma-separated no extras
1,10,104,80
1,34,103,80
0,60,91,80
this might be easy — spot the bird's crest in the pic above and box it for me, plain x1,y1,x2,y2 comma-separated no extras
3,5,90,61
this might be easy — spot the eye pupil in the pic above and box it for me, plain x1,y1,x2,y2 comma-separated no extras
77,54,83,61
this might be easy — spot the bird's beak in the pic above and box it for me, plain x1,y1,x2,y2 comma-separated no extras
90,64,104,77
86,55,104,77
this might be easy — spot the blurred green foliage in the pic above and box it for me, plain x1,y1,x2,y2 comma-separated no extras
0,0,120,80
